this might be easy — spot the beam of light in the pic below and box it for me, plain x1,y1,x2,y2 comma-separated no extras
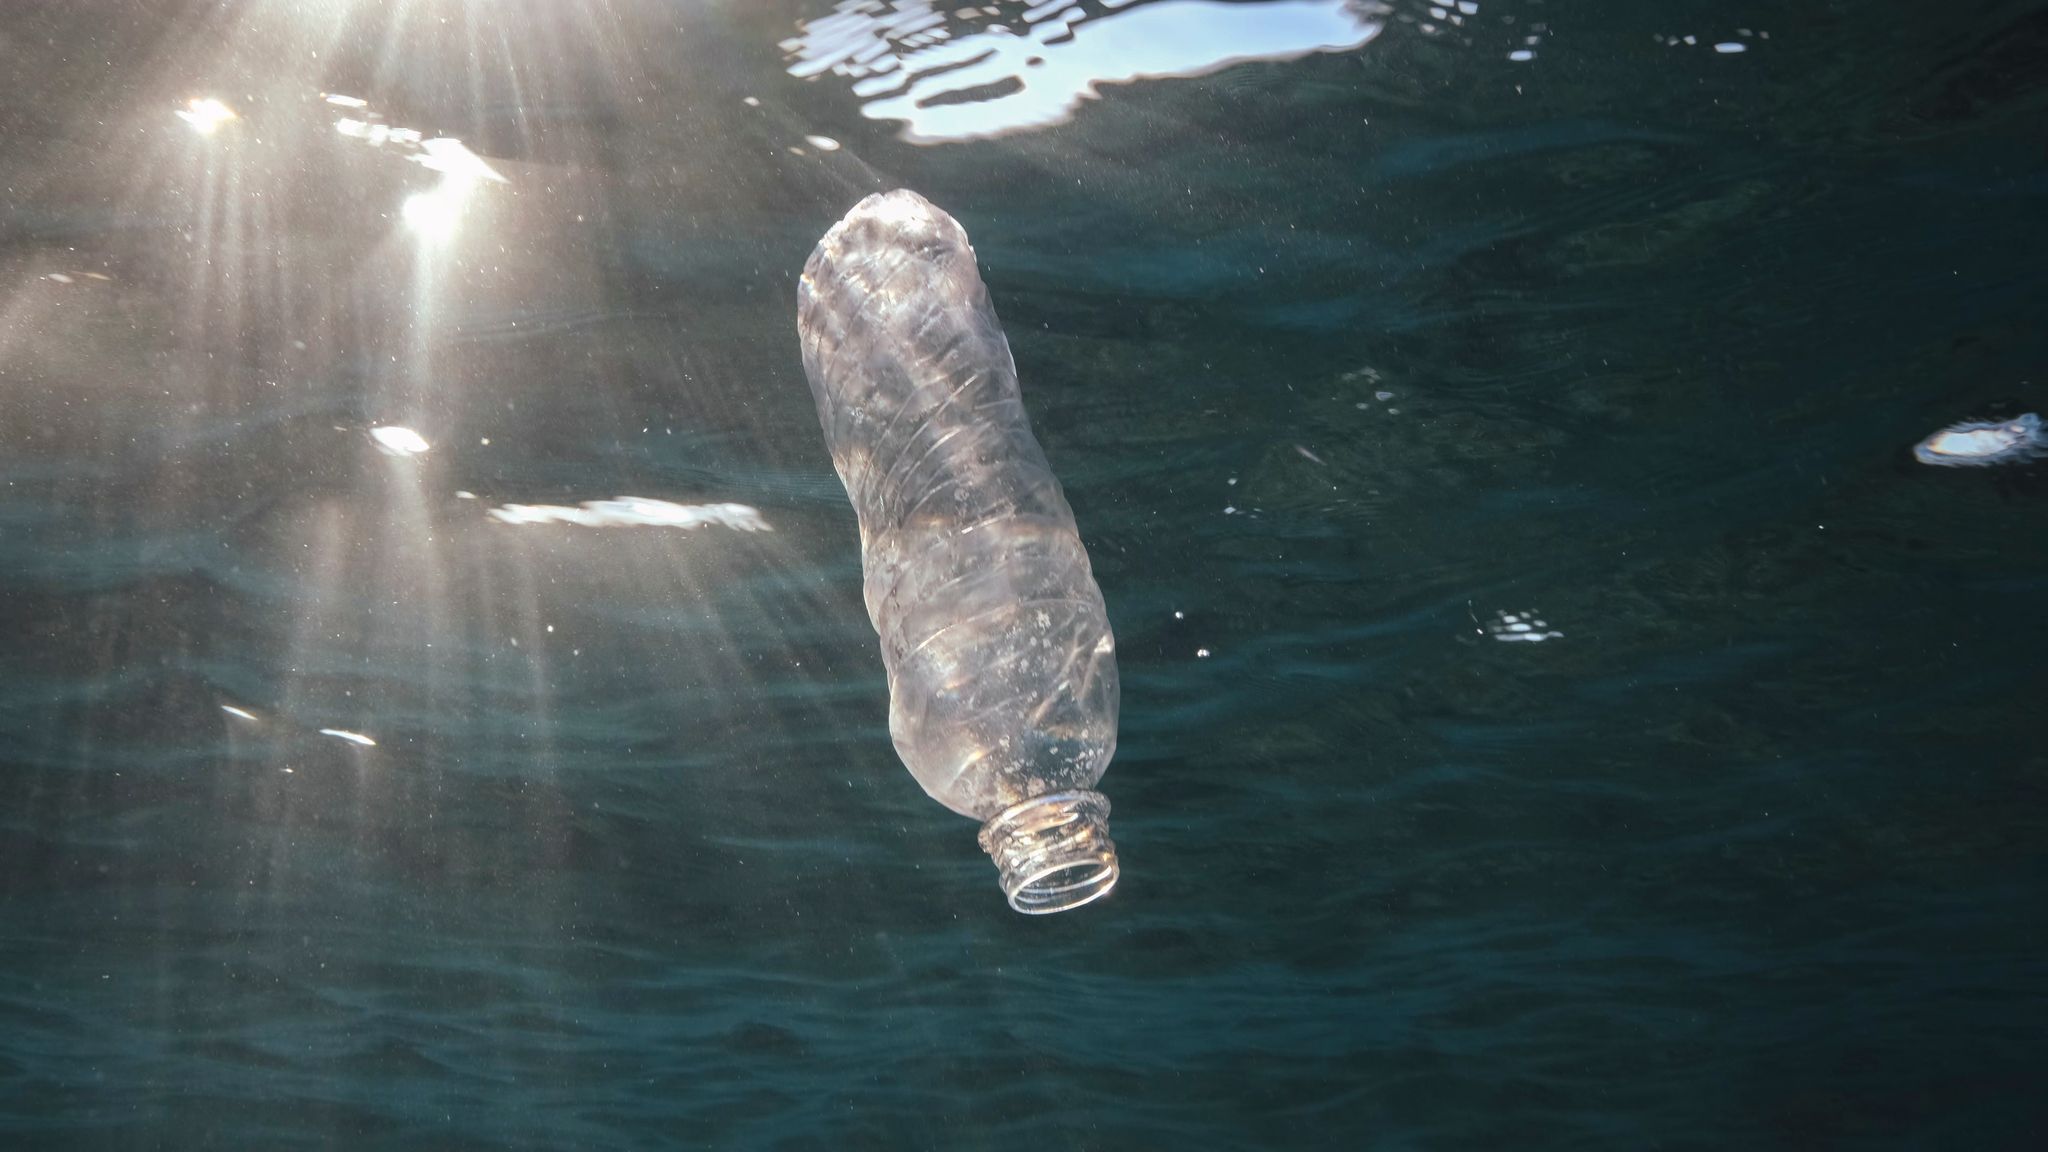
401,182,471,243
174,96,236,135
395,137,504,245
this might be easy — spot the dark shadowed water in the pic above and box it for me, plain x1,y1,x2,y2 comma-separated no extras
2,1,2045,1148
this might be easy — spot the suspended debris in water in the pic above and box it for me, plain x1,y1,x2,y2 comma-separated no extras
1912,413,2044,467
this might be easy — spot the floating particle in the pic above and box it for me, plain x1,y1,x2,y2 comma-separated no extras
1913,413,2045,467
804,135,842,151
1509,49,1534,61
221,705,258,721
1714,42,1746,53
1196,648,1211,658
1295,444,1326,465
1375,390,1394,401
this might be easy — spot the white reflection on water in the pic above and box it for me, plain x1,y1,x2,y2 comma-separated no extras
334,100,505,243
1483,609,1563,643
486,498,771,531
318,728,378,747
369,425,432,457
785,0,1385,143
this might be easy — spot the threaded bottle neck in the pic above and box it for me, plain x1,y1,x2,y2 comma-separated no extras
977,790,1119,914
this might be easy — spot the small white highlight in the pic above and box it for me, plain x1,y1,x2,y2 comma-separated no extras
1508,49,1534,62
804,134,842,151
221,705,258,721
319,728,377,747
1713,42,1746,53
323,93,369,108
1196,648,1211,658
369,426,431,457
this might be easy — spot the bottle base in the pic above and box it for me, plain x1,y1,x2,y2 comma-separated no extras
977,790,1119,914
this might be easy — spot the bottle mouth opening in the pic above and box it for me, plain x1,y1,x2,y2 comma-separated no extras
977,790,1119,915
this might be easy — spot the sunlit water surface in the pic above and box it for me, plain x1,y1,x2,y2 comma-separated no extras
2,0,2045,1147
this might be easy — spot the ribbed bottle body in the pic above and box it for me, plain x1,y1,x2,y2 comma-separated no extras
797,190,1118,824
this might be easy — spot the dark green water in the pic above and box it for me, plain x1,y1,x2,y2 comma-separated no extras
2,1,2044,1147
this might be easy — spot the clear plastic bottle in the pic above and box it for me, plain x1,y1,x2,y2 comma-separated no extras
797,190,1120,914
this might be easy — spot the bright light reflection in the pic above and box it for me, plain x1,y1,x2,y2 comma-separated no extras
397,142,502,243
319,728,378,747
174,96,236,135
369,425,432,456
412,137,507,184
221,705,259,721
785,0,1384,143
486,498,771,531
402,184,470,241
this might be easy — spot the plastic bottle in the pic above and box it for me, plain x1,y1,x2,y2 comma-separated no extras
797,190,1120,914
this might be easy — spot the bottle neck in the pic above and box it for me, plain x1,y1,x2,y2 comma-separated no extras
977,790,1119,914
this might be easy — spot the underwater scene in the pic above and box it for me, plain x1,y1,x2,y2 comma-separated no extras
0,0,2043,1147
